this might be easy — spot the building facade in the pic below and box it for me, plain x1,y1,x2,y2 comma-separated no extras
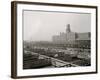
52,24,91,49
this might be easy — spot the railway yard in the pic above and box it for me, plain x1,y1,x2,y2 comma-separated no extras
23,42,90,69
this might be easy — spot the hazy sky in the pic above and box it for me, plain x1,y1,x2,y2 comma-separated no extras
23,10,91,41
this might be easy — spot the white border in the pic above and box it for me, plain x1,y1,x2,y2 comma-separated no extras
17,3,96,76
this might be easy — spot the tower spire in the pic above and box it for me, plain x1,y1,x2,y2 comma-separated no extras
66,24,71,33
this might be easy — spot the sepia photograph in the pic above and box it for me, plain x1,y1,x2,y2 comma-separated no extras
11,1,97,78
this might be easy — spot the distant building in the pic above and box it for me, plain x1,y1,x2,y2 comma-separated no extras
52,24,91,47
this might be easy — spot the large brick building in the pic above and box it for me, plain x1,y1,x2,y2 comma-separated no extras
52,24,91,48
52,24,90,44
